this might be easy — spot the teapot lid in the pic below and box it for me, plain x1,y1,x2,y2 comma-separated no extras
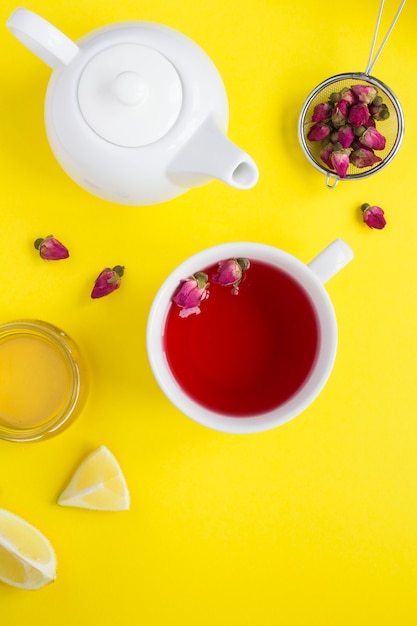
78,43,183,147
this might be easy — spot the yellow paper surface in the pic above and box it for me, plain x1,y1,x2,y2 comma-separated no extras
0,0,416,624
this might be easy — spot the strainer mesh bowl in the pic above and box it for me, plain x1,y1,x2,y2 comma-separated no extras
298,72,404,183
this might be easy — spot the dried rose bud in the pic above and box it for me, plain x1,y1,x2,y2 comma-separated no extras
212,258,250,295
372,103,390,121
360,126,386,150
361,203,386,229
365,117,376,128
353,125,366,137
368,96,386,117
91,266,124,299
34,235,69,261
331,100,349,127
339,88,357,105
348,103,370,127
307,122,331,142
368,102,380,117
329,91,341,104
330,146,351,178
350,148,382,168
311,102,332,122
320,142,334,169
338,125,355,149
351,84,378,104
172,272,209,317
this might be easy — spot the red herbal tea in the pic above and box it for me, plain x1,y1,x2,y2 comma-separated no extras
163,259,320,417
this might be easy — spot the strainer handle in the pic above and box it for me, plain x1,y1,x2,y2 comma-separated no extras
365,0,407,75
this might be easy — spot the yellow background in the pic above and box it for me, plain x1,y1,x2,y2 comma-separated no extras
1,0,416,624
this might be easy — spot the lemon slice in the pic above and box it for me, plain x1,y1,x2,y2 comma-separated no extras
57,445,130,511
0,509,56,590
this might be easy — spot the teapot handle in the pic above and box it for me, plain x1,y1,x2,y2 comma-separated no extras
7,8,79,69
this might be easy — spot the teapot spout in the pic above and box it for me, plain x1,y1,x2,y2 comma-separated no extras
167,116,258,190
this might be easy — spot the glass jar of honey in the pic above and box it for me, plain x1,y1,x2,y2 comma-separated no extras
0,320,87,442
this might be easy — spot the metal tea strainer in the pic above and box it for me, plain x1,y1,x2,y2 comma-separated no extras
298,0,406,188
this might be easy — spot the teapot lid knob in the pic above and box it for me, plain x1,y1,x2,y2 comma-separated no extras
78,43,183,148
111,71,148,106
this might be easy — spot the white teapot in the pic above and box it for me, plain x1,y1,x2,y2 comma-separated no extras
7,8,258,205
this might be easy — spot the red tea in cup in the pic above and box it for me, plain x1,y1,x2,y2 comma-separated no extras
148,241,353,433
163,259,319,416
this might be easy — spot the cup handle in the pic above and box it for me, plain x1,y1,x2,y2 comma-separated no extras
308,239,353,285
6,8,79,70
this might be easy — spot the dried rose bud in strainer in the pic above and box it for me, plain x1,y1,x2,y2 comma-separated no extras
305,83,389,178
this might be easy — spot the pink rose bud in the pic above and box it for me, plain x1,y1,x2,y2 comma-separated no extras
331,100,349,127
360,126,386,150
34,235,69,261
339,88,357,105
172,272,209,317
320,143,334,169
91,265,124,299
330,147,351,178
338,125,355,149
307,122,331,142
212,258,250,295
351,84,378,104
348,103,370,127
368,99,381,117
311,102,332,122
361,203,386,230
350,148,382,168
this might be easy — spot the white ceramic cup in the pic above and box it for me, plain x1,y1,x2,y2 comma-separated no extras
147,240,353,434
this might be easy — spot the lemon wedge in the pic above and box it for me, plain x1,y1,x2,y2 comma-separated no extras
0,508,56,590
57,445,130,511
